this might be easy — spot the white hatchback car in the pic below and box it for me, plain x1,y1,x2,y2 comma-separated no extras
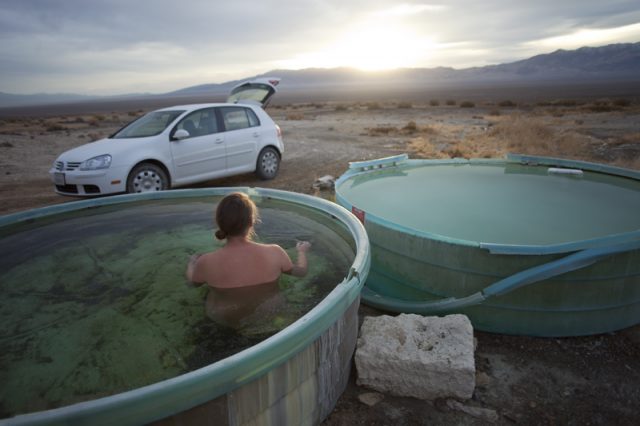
49,78,284,196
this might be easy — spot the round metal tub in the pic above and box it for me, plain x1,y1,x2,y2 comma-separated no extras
0,188,370,425
336,154,640,337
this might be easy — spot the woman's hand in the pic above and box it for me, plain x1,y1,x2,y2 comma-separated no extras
185,254,204,286
296,241,311,252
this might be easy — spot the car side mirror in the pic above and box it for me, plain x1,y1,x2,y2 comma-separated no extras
173,129,190,140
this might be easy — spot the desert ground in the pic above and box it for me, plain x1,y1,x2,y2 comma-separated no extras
1,89,640,425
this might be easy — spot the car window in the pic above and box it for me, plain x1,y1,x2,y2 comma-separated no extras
112,110,184,139
174,108,219,139
227,83,274,105
247,108,261,127
220,107,260,132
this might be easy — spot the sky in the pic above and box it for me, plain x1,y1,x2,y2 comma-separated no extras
1,0,639,95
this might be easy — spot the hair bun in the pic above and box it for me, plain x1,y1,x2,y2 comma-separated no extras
215,229,226,240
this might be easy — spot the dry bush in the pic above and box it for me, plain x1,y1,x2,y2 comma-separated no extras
445,147,465,158
408,137,446,159
397,102,413,109
621,132,640,144
488,109,501,116
367,126,398,136
613,98,631,107
286,113,305,120
459,101,475,108
614,156,640,170
498,100,517,107
429,100,440,106
46,123,67,132
402,121,417,133
366,102,382,110
586,100,615,113
446,100,456,106
539,99,579,107
486,115,554,155
335,104,348,112
486,115,596,161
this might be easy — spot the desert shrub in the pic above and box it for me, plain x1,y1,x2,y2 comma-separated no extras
335,104,348,111
446,100,456,106
286,113,305,120
587,101,614,113
559,99,578,107
613,98,631,107
402,121,418,133
1,141,14,148
445,147,465,158
620,132,640,144
367,126,397,136
92,115,106,121
429,99,440,106
397,102,413,109
127,111,139,117
366,102,382,110
460,101,475,108
46,123,67,132
498,100,517,107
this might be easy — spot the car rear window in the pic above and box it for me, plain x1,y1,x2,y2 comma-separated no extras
220,107,260,131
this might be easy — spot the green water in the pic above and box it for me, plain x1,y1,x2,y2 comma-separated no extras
338,163,640,245
0,198,354,418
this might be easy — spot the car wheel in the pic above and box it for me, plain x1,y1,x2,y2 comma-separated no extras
127,163,168,193
256,147,280,180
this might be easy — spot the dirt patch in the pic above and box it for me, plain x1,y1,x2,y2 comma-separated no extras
1,99,639,425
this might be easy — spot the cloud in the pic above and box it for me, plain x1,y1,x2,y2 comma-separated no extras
0,0,639,94
525,22,640,50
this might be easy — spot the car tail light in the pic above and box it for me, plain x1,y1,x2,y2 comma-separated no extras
276,124,282,138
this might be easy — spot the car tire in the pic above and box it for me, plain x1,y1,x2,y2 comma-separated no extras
126,163,169,193
255,147,280,180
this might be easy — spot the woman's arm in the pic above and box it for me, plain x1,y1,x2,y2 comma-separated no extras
185,254,206,287
285,241,311,277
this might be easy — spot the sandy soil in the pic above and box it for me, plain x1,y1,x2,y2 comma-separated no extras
1,98,640,424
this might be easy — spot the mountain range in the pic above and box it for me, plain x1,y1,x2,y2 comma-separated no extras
2,42,639,108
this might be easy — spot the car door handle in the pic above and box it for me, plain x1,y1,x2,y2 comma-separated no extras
252,132,260,138
215,138,224,144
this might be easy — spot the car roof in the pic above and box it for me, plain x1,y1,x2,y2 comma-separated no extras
155,103,258,112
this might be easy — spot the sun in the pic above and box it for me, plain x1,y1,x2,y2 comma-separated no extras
335,24,426,70
278,19,432,71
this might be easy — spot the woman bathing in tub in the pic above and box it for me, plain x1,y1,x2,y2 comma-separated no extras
186,192,310,325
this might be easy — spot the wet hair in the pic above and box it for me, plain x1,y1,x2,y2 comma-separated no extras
214,192,258,240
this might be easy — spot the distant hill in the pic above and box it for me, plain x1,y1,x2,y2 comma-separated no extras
2,42,639,107
460,43,640,80
170,42,640,95
0,92,94,108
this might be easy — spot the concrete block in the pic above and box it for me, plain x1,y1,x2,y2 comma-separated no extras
355,314,475,400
